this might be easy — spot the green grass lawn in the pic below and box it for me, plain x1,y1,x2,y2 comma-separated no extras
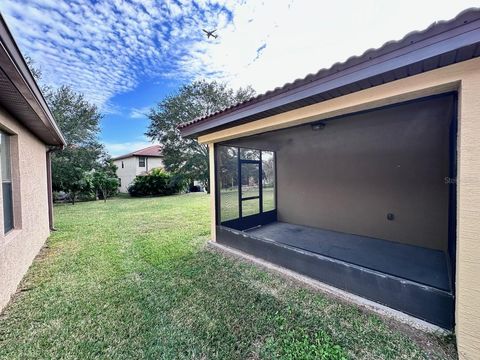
0,194,455,359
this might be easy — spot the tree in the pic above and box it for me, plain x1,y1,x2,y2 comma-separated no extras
27,58,107,204
146,80,255,191
92,169,119,202
48,86,106,203
48,85,103,147
52,162,92,205
25,56,43,83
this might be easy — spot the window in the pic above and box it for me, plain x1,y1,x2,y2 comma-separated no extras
139,157,146,167
118,178,122,187
121,161,124,168
1,132,13,233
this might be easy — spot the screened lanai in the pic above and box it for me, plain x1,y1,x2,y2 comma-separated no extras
214,93,456,329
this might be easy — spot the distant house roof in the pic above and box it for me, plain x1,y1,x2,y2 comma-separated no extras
0,14,65,146
179,8,480,138
112,145,163,160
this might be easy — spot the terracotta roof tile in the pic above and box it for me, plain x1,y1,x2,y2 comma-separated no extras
112,145,162,160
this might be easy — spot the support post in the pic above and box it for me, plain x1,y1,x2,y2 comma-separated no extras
46,149,54,231
209,143,216,241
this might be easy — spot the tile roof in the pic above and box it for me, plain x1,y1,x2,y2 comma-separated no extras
179,8,480,137
112,145,163,160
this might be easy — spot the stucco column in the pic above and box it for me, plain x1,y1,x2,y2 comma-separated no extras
46,150,54,231
209,143,216,241
455,74,480,359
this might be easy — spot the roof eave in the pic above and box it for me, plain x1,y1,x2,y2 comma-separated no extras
112,154,163,161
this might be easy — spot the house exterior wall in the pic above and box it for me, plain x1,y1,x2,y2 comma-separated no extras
114,157,138,193
146,157,163,172
202,58,480,359
0,106,50,311
114,156,163,193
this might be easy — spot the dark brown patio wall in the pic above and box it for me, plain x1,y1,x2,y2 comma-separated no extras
221,94,454,251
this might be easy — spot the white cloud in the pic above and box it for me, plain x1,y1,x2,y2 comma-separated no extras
130,105,153,119
1,0,478,110
0,0,223,108
186,0,480,93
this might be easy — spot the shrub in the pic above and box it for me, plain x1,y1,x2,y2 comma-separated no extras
128,169,185,197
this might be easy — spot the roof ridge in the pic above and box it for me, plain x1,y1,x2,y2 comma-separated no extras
134,144,161,151
111,144,162,160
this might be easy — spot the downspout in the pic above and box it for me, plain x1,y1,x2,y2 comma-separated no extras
46,146,62,231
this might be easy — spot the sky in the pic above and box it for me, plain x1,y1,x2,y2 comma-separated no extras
1,0,479,156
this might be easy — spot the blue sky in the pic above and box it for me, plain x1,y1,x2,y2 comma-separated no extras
1,0,478,156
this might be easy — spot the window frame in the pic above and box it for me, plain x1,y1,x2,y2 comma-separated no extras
0,131,15,234
138,156,146,167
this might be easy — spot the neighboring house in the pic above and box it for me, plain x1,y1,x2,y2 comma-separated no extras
112,145,163,192
0,16,66,311
180,9,480,359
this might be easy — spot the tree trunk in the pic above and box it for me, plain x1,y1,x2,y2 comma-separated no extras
205,178,210,194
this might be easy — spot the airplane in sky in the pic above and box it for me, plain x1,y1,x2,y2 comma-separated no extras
202,29,218,39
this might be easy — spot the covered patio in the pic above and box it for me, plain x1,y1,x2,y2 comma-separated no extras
213,93,456,328
179,9,480,357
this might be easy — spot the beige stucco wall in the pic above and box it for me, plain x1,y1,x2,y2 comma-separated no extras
203,57,480,359
276,96,452,250
114,157,138,192
0,105,50,312
114,156,164,192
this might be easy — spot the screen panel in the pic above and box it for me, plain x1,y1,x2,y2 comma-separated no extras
218,146,239,222
240,148,260,160
262,151,276,212
242,198,260,217
241,162,260,199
